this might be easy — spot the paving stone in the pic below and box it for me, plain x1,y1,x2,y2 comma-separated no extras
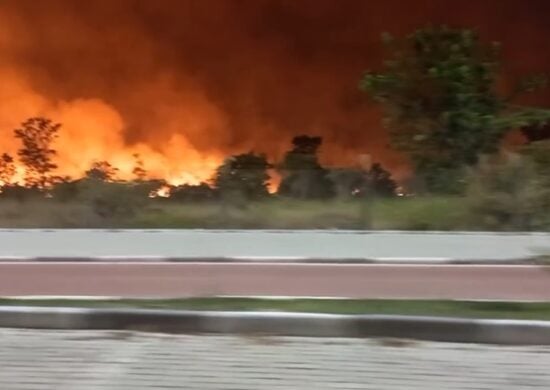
0,328,549,389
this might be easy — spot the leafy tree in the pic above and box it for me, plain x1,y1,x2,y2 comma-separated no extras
360,26,550,193
85,161,119,182
0,153,16,187
277,135,334,199
14,117,60,189
132,153,147,181
213,152,272,200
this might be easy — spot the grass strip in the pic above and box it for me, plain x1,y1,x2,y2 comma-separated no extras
1,298,550,320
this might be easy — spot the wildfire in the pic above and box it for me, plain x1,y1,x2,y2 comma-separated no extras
149,185,171,198
0,68,225,187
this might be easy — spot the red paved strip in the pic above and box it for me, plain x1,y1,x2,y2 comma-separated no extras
0,262,550,300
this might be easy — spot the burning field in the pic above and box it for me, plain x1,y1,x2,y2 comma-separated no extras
1,0,549,186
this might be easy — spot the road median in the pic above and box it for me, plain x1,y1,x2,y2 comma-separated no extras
2,305,550,345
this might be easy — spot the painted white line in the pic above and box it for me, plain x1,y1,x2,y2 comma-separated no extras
374,257,453,262
230,256,309,261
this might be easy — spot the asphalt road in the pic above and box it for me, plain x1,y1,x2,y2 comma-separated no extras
0,229,549,261
1,262,550,300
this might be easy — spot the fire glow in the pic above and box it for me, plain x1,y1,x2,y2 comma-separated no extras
0,68,225,186
1,0,547,188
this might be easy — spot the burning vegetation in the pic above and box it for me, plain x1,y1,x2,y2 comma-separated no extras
0,116,397,202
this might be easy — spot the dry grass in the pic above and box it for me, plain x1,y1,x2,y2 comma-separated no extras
0,199,104,228
0,196,473,230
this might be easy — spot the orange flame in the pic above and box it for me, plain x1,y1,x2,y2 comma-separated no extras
0,66,227,186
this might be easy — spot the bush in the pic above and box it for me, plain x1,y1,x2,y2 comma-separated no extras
76,179,148,220
465,153,550,230
0,185,43,202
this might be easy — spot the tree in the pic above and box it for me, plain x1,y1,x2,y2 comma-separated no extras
213,152,272,200
0,153,16,186
14,117,60,189
360,26,550,193
132,153,147,181
85,161,119,182
277,135,334,199
368,163,397,197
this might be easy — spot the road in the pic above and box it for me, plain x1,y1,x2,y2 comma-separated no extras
0,229,549,261
1,262,550,300
2,328,548,390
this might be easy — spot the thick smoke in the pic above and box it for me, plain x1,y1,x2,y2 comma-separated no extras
0,0,549,182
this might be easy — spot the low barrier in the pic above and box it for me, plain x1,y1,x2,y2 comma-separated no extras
1,306,550,345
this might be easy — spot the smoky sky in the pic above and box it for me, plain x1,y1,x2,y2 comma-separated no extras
1,0,550,179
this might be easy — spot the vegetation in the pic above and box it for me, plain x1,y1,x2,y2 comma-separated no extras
2,297,550,320
465,153,550,230
14,117,61,189
213,152,272,202
0,196,469,229
0,27,549,231
360,26,550,193
278,135,334,199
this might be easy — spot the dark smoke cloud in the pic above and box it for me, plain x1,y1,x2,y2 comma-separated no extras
1,0,550,180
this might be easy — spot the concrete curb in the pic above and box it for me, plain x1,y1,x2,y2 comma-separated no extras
0,256,541,264
1,228,549,236
2,306,550,345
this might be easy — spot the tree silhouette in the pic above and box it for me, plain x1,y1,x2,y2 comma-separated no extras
213,152,272,200
0,153,16,186
367,163,397,197
132,153,147,181
278,135,334,199
14,117,60,189
85,161,119,182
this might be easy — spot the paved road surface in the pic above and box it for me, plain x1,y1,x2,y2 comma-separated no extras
0,229,549,261
2,262,550,299
1,328,549,390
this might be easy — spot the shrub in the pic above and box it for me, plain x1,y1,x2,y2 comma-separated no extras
465,153,550,230
76,179,148,220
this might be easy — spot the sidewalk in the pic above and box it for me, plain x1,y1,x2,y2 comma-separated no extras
1,328,549,389
0,229,549,261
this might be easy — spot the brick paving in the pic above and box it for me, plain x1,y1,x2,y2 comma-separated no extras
1,328,549,389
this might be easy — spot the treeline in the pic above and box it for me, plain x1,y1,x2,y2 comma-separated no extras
2,26,550,230
0,116,397,205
